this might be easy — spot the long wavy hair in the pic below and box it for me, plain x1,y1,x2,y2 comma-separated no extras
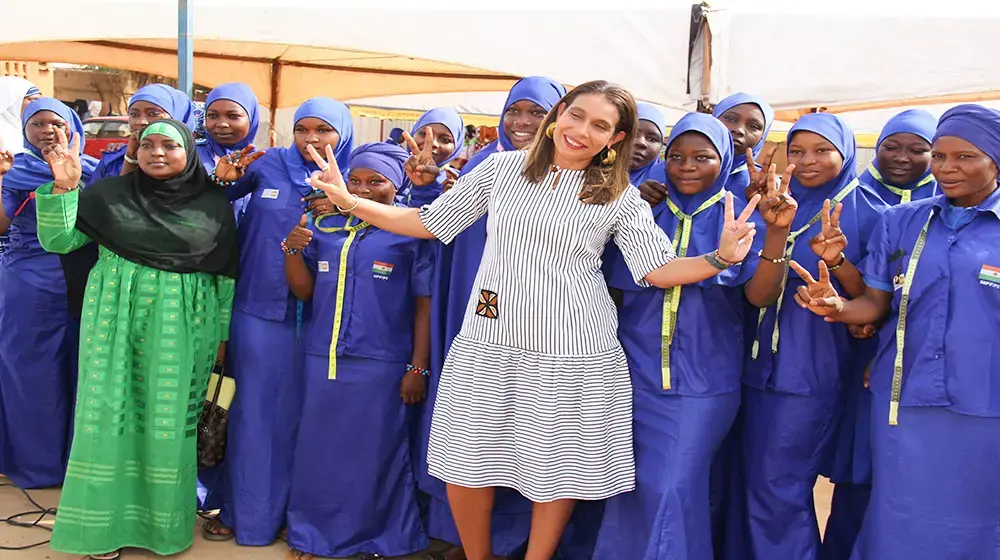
523,81,638,205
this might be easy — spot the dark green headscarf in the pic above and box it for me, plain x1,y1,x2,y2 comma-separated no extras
75,118,238,278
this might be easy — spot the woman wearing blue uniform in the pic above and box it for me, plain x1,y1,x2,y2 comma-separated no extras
0,98,97,488
420,76,568,560
820,108,938,560
199,98,353,546
89,84,195,183
714,93,776,199
197,83,260,221
399,107,464,207
628,102,666,186
794,103,1000,560
595,113,796,559
740,113,887,559
282,142,430,560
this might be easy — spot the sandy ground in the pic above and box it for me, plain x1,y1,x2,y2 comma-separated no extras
0,477,834,559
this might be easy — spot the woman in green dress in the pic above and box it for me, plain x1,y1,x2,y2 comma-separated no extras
33,119,238,560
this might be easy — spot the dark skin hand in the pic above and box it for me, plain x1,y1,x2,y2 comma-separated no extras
403,127,441,186
442,167,460,192
401,297,430,404
744,163,798,308
638,178,668,207
214,145,266,182
284,214,316,302
808,199,866,298
743,144,780,201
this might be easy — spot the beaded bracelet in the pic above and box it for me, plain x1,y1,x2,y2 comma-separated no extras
210,170,238,188
826,253,847,271
757,249,788,264
280,238,300,255
406,364,430,377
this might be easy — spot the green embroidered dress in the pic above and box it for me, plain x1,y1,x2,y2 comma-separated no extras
35,184,234,555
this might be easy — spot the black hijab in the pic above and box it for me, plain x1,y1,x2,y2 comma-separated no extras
75,119,238,278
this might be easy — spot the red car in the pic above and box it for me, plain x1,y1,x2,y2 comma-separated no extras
82,116,131,159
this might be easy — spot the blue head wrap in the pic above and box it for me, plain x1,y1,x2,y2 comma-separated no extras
349,142,409,190
631,102,668,185
786,112,858,230
5,98,97,192
129,84,197,130
202,83,260,158
933,104,1000,169
714,93,775,195
411,107,465,166
662,112,734,214
497,76,566,151
285,97,354,179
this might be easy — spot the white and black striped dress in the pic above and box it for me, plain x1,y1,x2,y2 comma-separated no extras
419,151,675,501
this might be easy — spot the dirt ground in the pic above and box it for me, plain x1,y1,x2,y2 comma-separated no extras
0,478,834,559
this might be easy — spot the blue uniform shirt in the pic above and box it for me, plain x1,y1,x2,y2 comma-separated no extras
302,214,433,362
89,148,126,186
862,188,1000,417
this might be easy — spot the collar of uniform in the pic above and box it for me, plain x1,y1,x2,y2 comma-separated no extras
932,183,1000,220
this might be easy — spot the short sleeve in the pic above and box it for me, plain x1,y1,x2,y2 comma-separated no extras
3,188,26,218
409,240,434,298
859,210,895,294
417,154,495,244
612,187,676,286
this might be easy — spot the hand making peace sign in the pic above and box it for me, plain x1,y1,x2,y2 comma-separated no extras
403,127,441,186
717,192,762,264
743,144,779,201
43,127,83,190
214,145,266,183
305,142,353,210
756,162,798,229
809,199,847,265
789,260,844,319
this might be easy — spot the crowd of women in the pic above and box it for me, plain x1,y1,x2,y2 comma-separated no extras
0,71,997,560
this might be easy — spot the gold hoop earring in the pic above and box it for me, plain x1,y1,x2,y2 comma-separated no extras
545,122,556,139
601,147,617,166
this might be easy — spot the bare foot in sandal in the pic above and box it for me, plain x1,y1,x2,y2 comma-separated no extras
202,517,234,541
88,551,121,560
287,549,314,560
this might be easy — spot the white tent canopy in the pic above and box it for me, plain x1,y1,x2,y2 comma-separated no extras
0,0,695,112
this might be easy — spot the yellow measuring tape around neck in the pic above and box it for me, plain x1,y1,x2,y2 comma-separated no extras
867,163,935,205
660,190,727,390
315,214,371,380
888,210,934,425
751,178,859,359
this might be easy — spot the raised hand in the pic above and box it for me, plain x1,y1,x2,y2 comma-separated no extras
305,143,353,209
809,199,847,265
442,167,459,193
744,144,779,201
214,145,266,182
285,214,313,252
0,139,13,176
43,127,83,190
717,192,760,263
790,260,844,318
757,163,798,229
403,127,441,186
639,179,667,207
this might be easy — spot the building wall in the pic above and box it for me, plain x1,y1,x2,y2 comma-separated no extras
0,61,55,95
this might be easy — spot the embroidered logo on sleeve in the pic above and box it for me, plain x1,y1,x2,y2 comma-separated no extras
476,289,499,319
979,264,1000,289
373,261,394,280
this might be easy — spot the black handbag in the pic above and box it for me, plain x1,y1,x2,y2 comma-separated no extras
197,364,234,469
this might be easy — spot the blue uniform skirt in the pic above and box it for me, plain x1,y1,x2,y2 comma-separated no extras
0,271,78,488
741,385,842,560
851,398,1000,559
594,390,740,560
216,310,302,545
286,354,427,557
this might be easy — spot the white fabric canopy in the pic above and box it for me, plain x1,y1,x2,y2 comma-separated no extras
0,0,695,111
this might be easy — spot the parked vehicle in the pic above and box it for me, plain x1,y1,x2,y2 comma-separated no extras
82,116,131,159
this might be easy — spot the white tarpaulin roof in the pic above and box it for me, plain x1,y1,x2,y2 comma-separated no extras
0,0,696,112
696,0,1000,117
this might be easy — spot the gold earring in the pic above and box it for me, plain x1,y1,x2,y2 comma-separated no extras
601,147,617,166
545,122,556,139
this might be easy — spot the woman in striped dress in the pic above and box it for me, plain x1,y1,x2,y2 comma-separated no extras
306,81,760,560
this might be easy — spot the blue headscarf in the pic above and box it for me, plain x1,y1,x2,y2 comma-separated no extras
497,76,567,152
630,102,668,185
130,83,197,130
282,97,354,187
713,93,775,194
411,107,465,166
860,109,938,199
784,113,886,277
199,83,260,161
4,98,97,193
933,104,1000,169
348,142,409,190
386,127,404,145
